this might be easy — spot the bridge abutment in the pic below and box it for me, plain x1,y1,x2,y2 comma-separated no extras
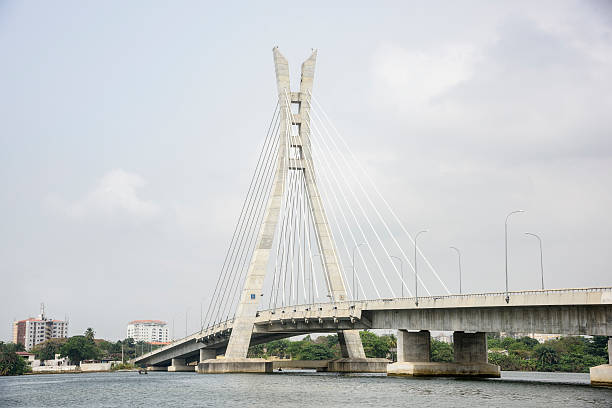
388,330,500,378
590,337,612,387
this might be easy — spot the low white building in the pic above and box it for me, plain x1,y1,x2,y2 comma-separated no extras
43,353,71,367
126,320,169,343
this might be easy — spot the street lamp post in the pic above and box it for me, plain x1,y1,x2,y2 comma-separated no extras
525,232,544,290
505,210,525,303
390,256,404,297
450,246,462,294
352,243,367,301
414,230,428,306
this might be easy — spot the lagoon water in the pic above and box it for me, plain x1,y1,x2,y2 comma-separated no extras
1,371,611,407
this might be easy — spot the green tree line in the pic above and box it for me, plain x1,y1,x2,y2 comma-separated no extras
1,328,166,375
487,335,608,373
3,330,607,376
29,328,165,364
247,331,454,362
247,331,607,374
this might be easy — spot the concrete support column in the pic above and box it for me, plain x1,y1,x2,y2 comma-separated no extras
338,331,366,359
453,332,488,363
388,330,499,377
397,330,430,363
146,366,167,371
328,331,387,373
168,358,193,372
171,358,185,366
200,348,216,361
609,337,612,363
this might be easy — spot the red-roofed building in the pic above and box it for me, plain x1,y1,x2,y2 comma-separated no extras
12,310,68,350
127,320,169,343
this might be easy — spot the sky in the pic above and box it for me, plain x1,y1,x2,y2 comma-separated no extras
1,0,611,341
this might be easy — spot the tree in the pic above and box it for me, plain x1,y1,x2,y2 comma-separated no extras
585,336,609,359
266,340,291,359
488,351,531,371
288,341,336,360
84,328,95,342
60,336,99,365
247,344,265,358
359,331,394,358
431,339,453,362
0,342,30,376
534,344,559,371
31,338,66,361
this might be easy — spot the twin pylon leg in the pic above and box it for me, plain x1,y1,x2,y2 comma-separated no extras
209,48,367,373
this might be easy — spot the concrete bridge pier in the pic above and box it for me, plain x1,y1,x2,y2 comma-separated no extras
167,358,194,372
146,366,167,371
197,358,273,374
326,330,390,373
388,330,500,378
199,348,216,361
590,337,612,387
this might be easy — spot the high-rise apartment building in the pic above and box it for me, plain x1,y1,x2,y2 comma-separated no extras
126,320,169,343
13,305,69,350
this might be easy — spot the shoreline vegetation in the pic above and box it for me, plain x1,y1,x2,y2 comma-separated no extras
2,331,608,376
247,332,608,374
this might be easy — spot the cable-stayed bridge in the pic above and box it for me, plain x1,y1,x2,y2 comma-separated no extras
132,48,612,385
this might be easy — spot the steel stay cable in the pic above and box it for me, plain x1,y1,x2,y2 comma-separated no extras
308,99,423,296
220,121,283,319
223,139,281,320
308,128,377,299
209,114,281,326
210,121,280,325
202,104,279,330
310,107,411,297
309,92,450,294
309,117,395,297
283,90,335,300
305,113,383,298
272,95,295,308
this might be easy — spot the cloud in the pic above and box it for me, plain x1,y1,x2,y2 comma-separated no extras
372,43,479,115
369,13,612,164
46,169,160,219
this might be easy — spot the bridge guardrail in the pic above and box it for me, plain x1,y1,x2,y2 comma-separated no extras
254,287,612,315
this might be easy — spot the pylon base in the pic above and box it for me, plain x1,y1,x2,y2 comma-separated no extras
387,361,500,378
327,358,390,373
197,358,273,374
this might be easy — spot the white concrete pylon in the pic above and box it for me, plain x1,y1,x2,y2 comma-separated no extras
224,48,365,359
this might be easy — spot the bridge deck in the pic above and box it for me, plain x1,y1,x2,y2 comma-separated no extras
133,287,612,366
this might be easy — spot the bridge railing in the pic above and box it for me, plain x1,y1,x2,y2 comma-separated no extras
133,318,235,362
254,287,612,317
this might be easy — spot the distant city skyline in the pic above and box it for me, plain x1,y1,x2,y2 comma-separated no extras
1,0,612,341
